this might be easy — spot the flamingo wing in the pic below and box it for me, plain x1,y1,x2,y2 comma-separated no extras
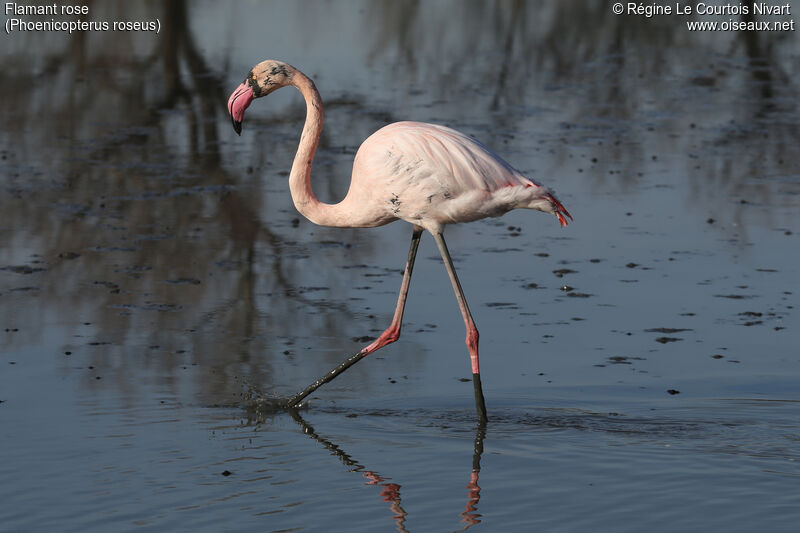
350,122,566,233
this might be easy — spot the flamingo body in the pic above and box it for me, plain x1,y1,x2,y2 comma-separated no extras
349,121,568,234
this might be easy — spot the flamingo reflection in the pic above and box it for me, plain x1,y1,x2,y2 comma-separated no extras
288,410,486,532
363,470,408,532
457,423,486,530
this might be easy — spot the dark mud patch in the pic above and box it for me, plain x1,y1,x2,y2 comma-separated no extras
109,302,182,312
486,302,519,308
165,277,202,285
89,245,139,253
655,337,683,344
645,328,693,334
214,260,243,270
317,240,349,248
606,356,646,365
1,265,46,274
482,247,524,253
109,184,235,202
115,265,153,276
131,229,174,243
93,280,119,290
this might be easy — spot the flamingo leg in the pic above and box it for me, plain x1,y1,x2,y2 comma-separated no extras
432,233,488,423
361,225,424,355
285,226,423,408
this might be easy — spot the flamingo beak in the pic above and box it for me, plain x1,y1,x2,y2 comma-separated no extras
545,193,573,228
228,82,254,136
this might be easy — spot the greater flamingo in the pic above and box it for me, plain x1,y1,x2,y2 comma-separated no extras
228,60,571,422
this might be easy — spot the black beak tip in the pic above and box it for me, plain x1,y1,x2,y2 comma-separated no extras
232,119,242,136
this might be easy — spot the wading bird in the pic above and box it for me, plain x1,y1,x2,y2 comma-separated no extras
228,60,571,422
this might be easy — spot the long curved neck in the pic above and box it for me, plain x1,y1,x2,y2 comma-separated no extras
288,72,349,227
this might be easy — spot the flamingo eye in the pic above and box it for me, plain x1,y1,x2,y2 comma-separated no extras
251,75,257,81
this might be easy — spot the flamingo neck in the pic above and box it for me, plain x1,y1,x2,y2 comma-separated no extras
288,72,344,227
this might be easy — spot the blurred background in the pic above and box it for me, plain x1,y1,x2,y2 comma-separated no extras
1,1,798,531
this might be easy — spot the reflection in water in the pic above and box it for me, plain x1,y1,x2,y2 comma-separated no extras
3,2,799,531
2,0,797,404
1,1,403,402
366,0,798,225
458,423,486,531
363,471,407,533
288,410,487,532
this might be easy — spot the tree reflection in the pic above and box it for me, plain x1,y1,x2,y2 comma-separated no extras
1,0,797,407
363,0,798,219
0,0,407,405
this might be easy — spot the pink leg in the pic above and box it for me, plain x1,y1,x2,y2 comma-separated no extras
433,232,488,423
285,227,423,408
361,226,423,355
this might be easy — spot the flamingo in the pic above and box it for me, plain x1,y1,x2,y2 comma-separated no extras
228,60,571,422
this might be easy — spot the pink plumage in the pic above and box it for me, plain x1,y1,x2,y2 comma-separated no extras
352,121,571,233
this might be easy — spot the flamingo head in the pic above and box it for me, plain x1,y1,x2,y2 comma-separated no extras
228,60,295,135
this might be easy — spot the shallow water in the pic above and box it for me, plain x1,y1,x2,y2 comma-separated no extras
2,1,799,531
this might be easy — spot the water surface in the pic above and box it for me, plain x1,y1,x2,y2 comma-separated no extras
1,1,799,531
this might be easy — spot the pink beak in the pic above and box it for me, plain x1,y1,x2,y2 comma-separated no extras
227,82,255,135
545,193,573,228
